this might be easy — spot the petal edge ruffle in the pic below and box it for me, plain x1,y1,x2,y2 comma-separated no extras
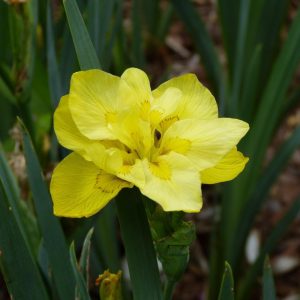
50,153,132,218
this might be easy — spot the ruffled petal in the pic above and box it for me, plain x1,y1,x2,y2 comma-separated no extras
54,95,123,173
140,152,202,212
160,118,249,171
121,67,151,103
110,112,153,159
116,157,145,188
54,95,90,155
201,148,249,184
50,153,132,218
150,87,182,126
68,70,135,140
152,73,218,121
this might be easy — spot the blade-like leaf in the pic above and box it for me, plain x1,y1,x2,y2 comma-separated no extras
217,0,240,79
0,77,16,105
60,25,78,93
135,0,158,34
263,257,276,300
157,4,174,42
87,0,101,54
64,0,122,276
228,0,251,116
79,227,94,285
0,144,40,256
0,181,49,300
46,1,62,108
70,242,91,300
131,0,145,68
111,1,130,74
88,0,115,62
116,188,163,300
102,1,123,71
239,45,262,122
94,203,120,272
283,87,300,116
63,0,101,70
223,7,300,259
240,7,300,197
64,9,162,297
0,143,23,230
237,197,300,300
246,0,288,87
231,125,300,268
20,120,75,300
218,262,234,300
171,0,225,105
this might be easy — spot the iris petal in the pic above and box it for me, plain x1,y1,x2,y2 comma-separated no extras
153,73,218,121
54,95,123,173
121,68,151,104
50,153,132,218
51,68,250,217
201,148,249,184
160,118,249,171
68,70,135,140
140,152,202,212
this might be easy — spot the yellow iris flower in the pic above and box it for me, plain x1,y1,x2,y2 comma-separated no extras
50,68,249,217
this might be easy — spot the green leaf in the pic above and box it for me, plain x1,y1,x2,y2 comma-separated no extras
116,188,163,300
63,0,101,70
112,1,130,74
60,25,78,93
218,262,234,300
70,243,91,300
8,0,37,103
0,144,28,242
0,144,40,257
246,0,288,87
94,203,121,272
157,4,174,42
263,257,276,300
239,45,262,121
79,227,94,285
136,0,159,34
88,0,115,63
223,0,288,115
222,7,300,264
0,2,10,62
102,1,123,71
0,181,49,300
64,0,119,278
228,0,251,116
131,0,145,68
171,0,225,106
217,0,240,79
237,197,300,300
283,87,300,117
46,0,62,108
87,0,101,54
64,8,162,297
20,120,76,300
149,209,195,283
240,7,300,197
0,76,16,105
231,125,300,269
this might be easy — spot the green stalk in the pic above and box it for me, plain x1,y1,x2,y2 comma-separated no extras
163,279,176,300
116,188,163,300
63,2,162,297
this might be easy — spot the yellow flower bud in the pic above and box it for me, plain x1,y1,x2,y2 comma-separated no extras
96,270,122,300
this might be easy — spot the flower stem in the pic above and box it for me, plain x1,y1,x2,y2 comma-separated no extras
115,188,162,300
164,278,177,300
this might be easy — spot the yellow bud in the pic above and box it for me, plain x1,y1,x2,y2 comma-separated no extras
96,270,122,300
